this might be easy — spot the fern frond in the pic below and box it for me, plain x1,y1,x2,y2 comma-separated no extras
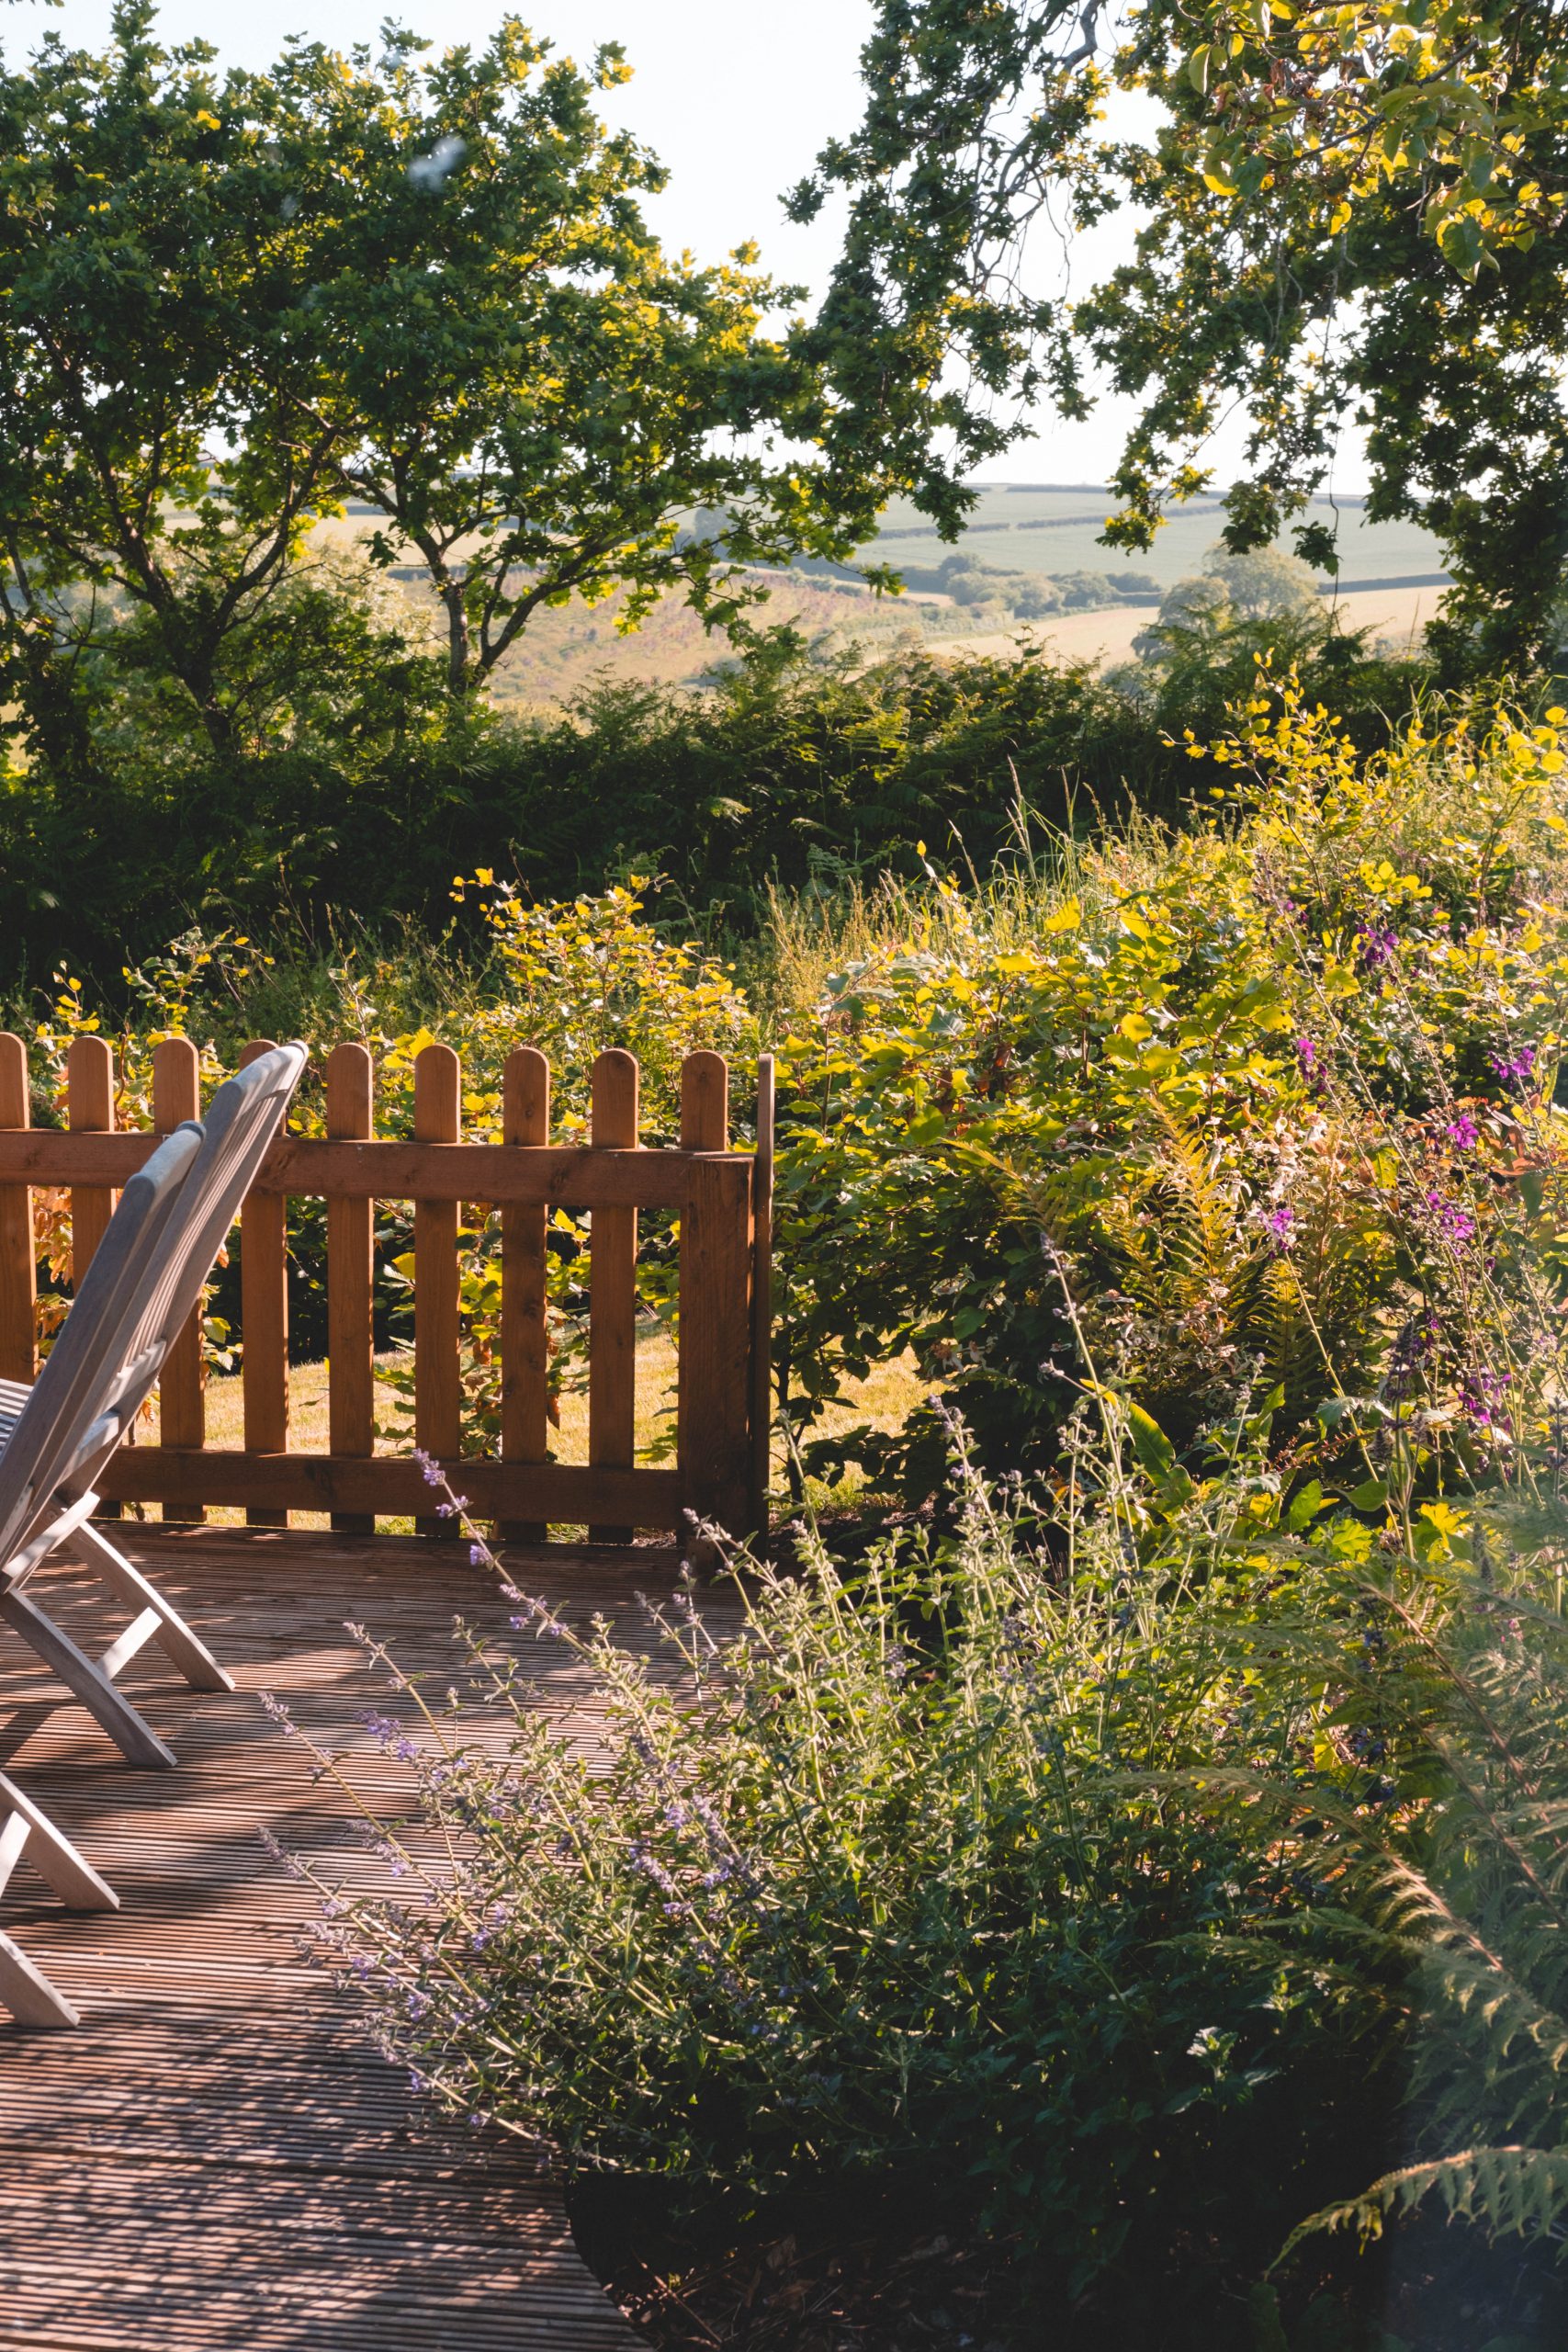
1281,2144,1568,2261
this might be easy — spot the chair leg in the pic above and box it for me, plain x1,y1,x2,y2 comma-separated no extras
0,1928,81,2028
0,1775,118,2030
0,1585,176,1770
70,1520,236,1695
0,1773,118,1912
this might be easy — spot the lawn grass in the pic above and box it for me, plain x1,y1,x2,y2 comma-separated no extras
169,1327,930,1540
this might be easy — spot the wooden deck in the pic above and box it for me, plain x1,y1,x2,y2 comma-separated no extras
0,1526,728,2350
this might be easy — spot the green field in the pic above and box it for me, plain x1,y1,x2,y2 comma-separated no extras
862,480,1449,590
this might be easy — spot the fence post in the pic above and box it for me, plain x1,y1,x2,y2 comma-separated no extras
0,1035,35,1386
678,1152,753,1551
414,1042,461,1537
678,1050,728,1494
750,1054,775,1542
327,1043,376,1535
238,1040,289,1528
152,1037,204,1517
588,1048,638,1544
501,1046,549,1544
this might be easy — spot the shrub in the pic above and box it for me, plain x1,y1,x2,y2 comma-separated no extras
0,617,1430,989
773,674,1568,1499
274,1423,1397,2342
275,1419,1568,2345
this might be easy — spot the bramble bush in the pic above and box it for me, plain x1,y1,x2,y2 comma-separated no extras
774,673,1568,1503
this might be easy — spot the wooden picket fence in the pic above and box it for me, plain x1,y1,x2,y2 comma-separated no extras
0,1034,774,1544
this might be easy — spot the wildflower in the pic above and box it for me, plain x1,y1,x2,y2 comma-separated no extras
1445,1113,1479,1149
412,1447,444,1488
1261,1202,1295,1250
1424,1188,1475,1245
1358,923,1398,970
1459,1366,1512,1431
1294,1035,1316,1072
1489,1044,1537,1091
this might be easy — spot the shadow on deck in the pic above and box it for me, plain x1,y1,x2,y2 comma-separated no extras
0,1525,716,2351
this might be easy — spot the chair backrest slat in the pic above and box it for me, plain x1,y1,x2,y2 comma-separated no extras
0,1126,203,1559
0,1044,307,1567
108,1046,307,1437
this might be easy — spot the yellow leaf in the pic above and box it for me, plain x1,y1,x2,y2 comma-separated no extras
1044,898,1082,934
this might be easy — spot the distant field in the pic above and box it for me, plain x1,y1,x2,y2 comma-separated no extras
930,580,1443,672
307,481,1450,711
862,481,1448,593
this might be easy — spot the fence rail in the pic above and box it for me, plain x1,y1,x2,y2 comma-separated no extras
0,1035,773,1545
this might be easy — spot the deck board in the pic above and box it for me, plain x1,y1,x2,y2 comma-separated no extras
0,1526,723,2350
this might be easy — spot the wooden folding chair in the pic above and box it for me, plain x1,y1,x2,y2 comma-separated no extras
0,1046,307,1770
0,1770,118,2027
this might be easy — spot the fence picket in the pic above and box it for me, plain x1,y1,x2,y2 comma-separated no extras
678,1050,728,1488
238,1040,289,1527
413,1043,461,1537
589,1049,638,1544
152,1037,204,1514
750,1054,775,1537
327,1043,376,1535
501,1046,550,1544
68,1036,117,1288
0,1035,34,1386
0,1036,770,1547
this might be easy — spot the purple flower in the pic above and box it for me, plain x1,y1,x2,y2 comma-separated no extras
1424,1188,1475,1245
1460,1366,1513,1432
1358,924,1398,970
1489,1045,1537,1091
1445,1114,1479,1149
1294,1036,1317,1072
1261,1202,1295,1250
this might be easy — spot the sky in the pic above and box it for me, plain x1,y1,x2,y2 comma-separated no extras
17,0,1371,493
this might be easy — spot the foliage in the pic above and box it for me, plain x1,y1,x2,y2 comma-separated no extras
0,1,875,774
274,1433,1398,2343
276,1419,1568,2343
795,0,1568,667
0,629,1429,987
1280,1532,1568,2265
1134,548,1324,661
772,673,1568,1498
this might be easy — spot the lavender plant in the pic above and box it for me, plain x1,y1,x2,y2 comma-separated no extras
268,1428,1441,2334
